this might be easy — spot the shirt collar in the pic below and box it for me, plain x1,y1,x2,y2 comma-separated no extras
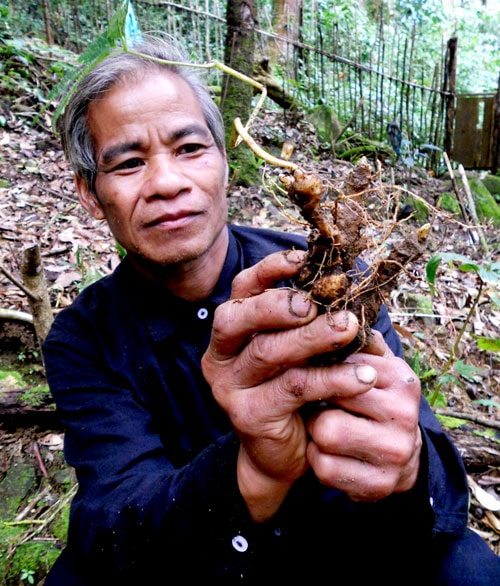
116,226,243,343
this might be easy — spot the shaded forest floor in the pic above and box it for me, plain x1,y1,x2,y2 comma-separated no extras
0,39,499,583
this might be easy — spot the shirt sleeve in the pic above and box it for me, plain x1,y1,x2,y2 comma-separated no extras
372,288,469,536
42,291,261,582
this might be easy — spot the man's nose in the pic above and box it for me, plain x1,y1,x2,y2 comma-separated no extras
141,155,189,198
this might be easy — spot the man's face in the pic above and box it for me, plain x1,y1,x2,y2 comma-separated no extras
77,70,229,270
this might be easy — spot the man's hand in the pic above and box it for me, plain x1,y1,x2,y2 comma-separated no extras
306,330,422,501
202,250,421,520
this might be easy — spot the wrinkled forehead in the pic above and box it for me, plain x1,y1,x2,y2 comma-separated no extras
87,69,202,123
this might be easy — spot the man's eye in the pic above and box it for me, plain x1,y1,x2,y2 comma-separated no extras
179,143,204,155
113,158,144,171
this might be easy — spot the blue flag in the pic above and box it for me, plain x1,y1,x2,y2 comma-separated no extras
125,1,142,43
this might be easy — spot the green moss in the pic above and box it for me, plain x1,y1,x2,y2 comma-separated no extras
413,196,431,221
482,173,500,200
0,370,25,387
20,385,52,408
0,473,70,584
0,460,36,522
436,414,468,428
464,177,500,227
51,502,70,542
6,541,61,586
473,427,500,442
438,192,462,215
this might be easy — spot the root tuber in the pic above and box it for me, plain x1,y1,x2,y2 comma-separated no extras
280,161,429,363
233,118,429,362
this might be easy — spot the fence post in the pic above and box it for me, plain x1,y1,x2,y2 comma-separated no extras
444,37,457,157
43,0,53,45
492,72,500,174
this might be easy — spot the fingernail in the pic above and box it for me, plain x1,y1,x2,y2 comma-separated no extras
289,290,312,317
355,365,377,385
284,249,306,265
327,310,352,331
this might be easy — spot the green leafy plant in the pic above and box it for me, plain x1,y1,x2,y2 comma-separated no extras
425,252,500,407
20,569,35,584
75,247,105,292
44,0,132,128
410,349,441,403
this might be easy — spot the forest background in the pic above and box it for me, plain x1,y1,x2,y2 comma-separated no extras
0,1,499,585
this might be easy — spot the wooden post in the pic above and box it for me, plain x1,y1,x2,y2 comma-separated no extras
444,37,457,157
21,244,54,353
492,72,500,174
42,0,53,46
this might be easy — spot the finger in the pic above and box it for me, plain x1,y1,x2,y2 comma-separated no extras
320,355,420,426
207,310,360,387
307,401,416,455
215,360,378,427
236,344,375,400
306,410,422,499
344,354,420,399
206,287,317,360
306,443,419,501
360,329,394,357
231,249,306,299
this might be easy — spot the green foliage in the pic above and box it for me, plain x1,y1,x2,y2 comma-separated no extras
394,0,446,28
473,336,500,353
452,4,500,93
4,541,60,586
453,359,484,383
47,0,131,131
115,241,127,259
474,398,500,410
75,248,105,291
410,349,439,399
0,2,10,40
20,569,35,584
426,253,500,296
425,252,499,407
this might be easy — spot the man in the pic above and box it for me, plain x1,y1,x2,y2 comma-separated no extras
42,34,499,585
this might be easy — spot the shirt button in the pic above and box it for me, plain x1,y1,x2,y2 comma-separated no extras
232,535,249,552
197,308,209,320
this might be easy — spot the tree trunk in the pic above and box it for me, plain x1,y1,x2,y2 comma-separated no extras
21,244,54,355
0,387,55,420
42,0,53,45
222,0,260,187
268,0,303,80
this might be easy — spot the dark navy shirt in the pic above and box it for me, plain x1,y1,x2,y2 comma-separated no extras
42,224,469,585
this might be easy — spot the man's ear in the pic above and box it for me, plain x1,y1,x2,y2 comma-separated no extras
75,176,105,220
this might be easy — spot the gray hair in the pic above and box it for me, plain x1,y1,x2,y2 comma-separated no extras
58,34,225,193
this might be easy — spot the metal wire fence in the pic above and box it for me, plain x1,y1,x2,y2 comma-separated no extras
6,0,451,160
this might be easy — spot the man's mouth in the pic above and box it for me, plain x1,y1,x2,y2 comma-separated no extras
144,210,201,229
